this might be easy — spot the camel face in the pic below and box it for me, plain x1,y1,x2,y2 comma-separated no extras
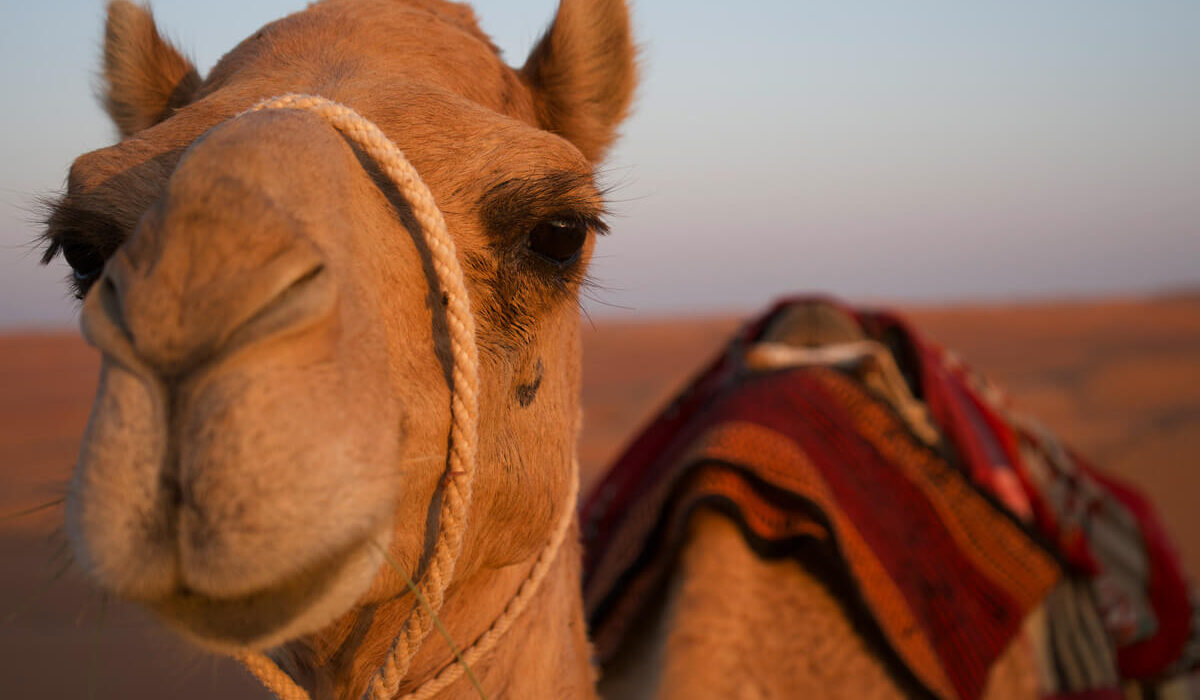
46,0,635,654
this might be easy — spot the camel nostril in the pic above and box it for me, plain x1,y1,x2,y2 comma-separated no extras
275,263,326,307
79,265,151,375
250,263,326,320
227,262,335,346
161,472,184,509
97,274,131,340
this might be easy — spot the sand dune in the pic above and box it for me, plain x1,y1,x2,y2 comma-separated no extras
1,297,1197,698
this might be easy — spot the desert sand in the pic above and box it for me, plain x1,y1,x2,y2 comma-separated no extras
1,296,1197,698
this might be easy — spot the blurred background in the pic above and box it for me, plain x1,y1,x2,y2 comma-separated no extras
0,1,1197,697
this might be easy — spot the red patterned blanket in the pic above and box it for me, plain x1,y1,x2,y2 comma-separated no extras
581,298,1199,699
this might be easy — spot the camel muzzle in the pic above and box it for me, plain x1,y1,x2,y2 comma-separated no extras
66,108,406,648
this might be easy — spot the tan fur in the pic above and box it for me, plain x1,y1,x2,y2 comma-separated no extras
102,0,201,138
55,1,1044,697
601,510,1041,699
523,0,638,162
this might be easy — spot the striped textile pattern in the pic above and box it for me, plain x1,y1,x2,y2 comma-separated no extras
582,298,1200,700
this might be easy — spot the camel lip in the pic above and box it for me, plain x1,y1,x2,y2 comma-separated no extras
144,519,392,652
149,542,358,648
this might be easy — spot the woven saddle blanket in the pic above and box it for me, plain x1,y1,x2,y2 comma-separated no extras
581,298,1199,700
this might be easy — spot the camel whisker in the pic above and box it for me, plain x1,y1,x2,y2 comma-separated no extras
0,496,65,523
369,539,488,700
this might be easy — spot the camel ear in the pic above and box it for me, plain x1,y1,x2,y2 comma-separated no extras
101,0,201,138
522,0,637,163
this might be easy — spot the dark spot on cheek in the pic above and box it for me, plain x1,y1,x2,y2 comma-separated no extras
515,358,544,408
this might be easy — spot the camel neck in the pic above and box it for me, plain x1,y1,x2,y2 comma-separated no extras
283,531,594,700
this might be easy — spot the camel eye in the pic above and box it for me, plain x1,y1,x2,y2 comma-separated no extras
61,241,105,286
528,218,587,265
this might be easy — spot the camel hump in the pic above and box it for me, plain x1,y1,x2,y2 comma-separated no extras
583,297,1200,700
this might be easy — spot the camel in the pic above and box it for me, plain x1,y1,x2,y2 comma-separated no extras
42,1,1180,699
49,0,632,697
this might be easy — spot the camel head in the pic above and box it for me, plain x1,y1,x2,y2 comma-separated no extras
43,0,635,656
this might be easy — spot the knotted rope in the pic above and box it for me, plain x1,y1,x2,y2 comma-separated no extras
227,95,576,700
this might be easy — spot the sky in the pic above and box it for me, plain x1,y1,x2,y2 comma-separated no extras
1,0,1198,328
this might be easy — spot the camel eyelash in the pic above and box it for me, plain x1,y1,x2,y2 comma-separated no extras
478,171,608,241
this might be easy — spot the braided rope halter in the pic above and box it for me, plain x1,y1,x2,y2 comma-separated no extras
231,95,580,700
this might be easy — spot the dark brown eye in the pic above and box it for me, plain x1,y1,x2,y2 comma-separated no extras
61,241,105,287
528,218,587,265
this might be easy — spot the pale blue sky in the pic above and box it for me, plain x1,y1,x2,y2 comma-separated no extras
2,1,1198,327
